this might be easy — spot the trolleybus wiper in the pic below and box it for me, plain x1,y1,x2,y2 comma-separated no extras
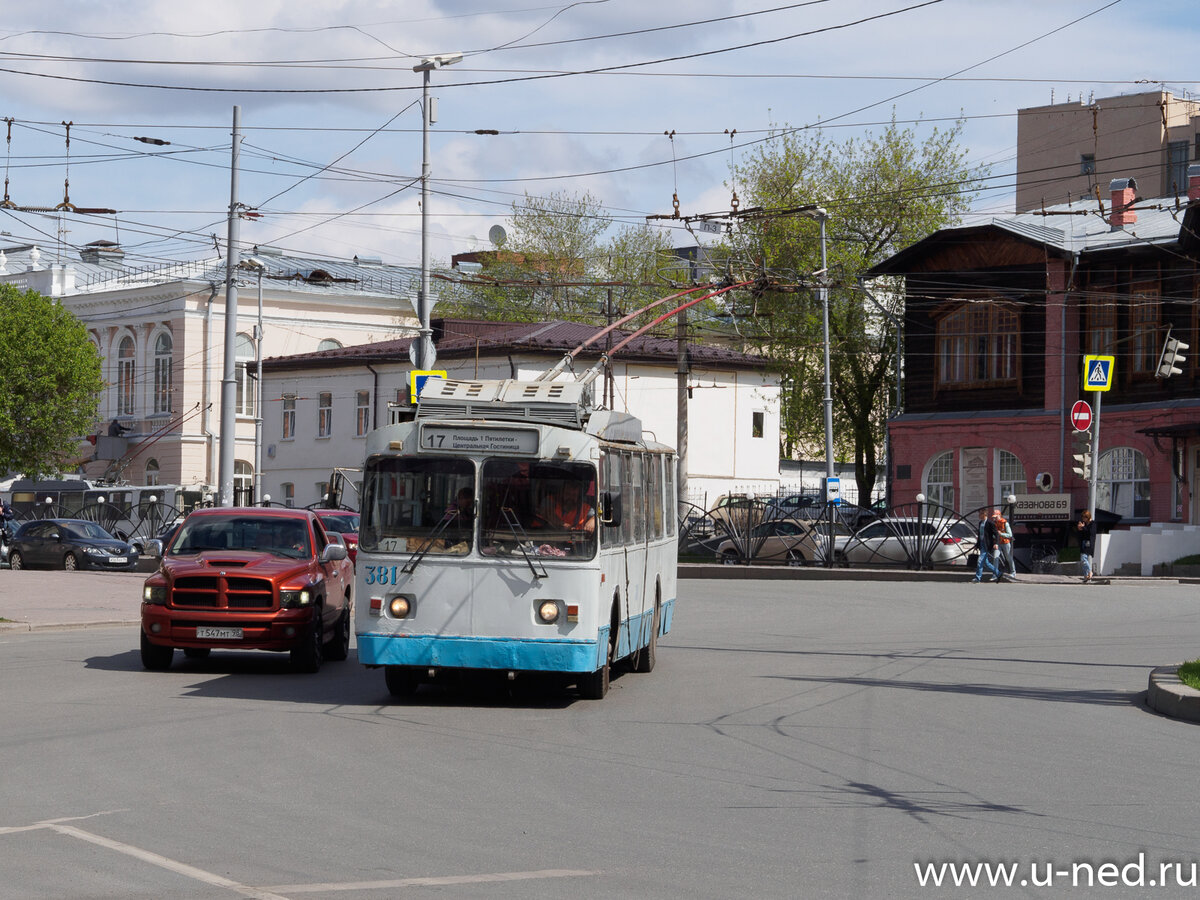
401,508,463,575
499,506,548,580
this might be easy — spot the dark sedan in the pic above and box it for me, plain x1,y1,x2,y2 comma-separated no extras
8,518,140,571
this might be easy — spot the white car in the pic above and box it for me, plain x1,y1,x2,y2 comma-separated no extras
835,516,977,567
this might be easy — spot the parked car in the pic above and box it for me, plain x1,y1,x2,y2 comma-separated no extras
834,516,976,567
313,508,359,565
7,518,139,571
139,507,353,672
716,519,849,564
709,494,766,532
765,494,821,520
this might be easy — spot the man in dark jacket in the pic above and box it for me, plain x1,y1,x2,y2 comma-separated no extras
971,509,1002,583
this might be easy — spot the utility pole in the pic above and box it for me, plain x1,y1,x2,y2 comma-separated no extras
218,105,241,507
676,307,689,517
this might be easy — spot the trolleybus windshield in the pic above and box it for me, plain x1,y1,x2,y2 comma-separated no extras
359,457,475,556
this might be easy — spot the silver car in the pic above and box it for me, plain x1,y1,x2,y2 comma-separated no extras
835,516,977,567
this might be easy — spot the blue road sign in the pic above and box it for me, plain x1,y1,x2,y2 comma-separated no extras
1083,354,1114,392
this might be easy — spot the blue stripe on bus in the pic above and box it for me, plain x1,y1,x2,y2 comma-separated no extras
357,596,674,674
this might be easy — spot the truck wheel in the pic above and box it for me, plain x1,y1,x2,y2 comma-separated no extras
325,606,351,661
140,631,174,671
290,612,324,673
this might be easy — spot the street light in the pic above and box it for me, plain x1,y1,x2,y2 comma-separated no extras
413,51,463,372
238,257,267,504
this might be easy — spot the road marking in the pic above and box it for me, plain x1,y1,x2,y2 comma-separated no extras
263,868,599,893
51,824,291,900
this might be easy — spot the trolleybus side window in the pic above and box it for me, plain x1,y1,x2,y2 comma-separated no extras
664,456,676,537
649,454,664,540
631,453,646,543
359,457,474,556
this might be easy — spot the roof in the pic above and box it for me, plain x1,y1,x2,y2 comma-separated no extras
870,194,1194,276
0,243,419,299
263,317,768,372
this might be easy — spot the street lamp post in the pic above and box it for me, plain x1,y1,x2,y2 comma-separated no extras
413,52,463,372
238,257,267,504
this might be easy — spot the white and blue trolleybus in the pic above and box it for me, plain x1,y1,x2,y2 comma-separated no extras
355,375,678,699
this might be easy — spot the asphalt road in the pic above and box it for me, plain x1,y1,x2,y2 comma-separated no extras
2,577,1199,899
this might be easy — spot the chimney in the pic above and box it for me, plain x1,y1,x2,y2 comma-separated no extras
1109,177,1138,229
1189,164,1200,202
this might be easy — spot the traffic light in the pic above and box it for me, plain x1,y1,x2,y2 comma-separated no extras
1156,329,1189,378
1072,429,1092,480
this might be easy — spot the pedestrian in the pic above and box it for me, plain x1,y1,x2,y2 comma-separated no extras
993,509,1016,579
971,509,1001,583
1077,509,1097,583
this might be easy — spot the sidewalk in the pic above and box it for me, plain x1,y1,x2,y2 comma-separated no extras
0,570,145,631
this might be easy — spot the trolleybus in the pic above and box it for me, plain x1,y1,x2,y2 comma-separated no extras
355,376,677,699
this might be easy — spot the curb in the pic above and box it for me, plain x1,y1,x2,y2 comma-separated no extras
0,619,140,633
1146,666,1200,724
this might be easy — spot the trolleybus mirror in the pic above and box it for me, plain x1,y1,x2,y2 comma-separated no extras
600,492,622,527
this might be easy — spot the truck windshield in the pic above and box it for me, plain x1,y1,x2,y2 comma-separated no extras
479,459,596,561
359,457,475,556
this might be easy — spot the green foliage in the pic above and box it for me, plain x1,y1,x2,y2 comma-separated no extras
436,191,681,326
726,113,988,498
0,283,103,477
1177,660,1200,691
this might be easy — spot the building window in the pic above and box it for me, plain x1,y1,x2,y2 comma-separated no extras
936,303,1019,388
235,332,255,415
117,336,136,416
145,458,160,486
281,394,296,439
1169,140,1190,194
356,390,371,437
1096,447,1150,519
234,460,253,507
924,451,954,510
317,338,343,352
152,332,173,414
997,450,1026,501
281,483,294,507
1129,285,1160,376
751,411,764,439
1080,153,1095,176
317,392,332,438
1086,291,1117,356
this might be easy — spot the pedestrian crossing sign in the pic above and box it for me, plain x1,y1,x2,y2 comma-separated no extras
1083,354,1114,392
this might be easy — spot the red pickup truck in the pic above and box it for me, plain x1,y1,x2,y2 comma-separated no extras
140,507,353,673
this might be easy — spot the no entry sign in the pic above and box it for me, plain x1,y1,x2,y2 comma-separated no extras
1071,399,1093,432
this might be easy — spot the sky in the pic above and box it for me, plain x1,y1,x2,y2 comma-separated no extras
0,0,1196,273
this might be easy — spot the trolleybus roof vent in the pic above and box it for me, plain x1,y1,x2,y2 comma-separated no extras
416,378,592,430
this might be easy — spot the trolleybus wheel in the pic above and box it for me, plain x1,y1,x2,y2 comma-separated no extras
385,665,420,697
633,603,659,674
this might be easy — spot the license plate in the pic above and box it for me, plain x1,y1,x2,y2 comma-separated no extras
108,557,127,564
196,626,243,640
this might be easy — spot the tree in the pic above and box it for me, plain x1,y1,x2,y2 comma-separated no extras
438,190,682,327
727,114,987,501
0,283,103,477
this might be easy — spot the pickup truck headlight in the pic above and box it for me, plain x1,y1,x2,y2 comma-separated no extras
143,585,168,604
280,589,312,608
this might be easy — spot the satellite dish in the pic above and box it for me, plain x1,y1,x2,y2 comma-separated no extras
488,224,507,248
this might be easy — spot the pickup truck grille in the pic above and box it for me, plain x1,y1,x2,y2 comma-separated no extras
172,575,274,609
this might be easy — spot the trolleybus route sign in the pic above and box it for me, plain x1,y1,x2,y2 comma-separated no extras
419,424,540,455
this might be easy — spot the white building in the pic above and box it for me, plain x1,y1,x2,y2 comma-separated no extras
261,318,782,509
0,241,417,498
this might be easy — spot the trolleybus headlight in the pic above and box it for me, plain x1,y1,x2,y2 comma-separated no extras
389,597,411,619
537,600,561,624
